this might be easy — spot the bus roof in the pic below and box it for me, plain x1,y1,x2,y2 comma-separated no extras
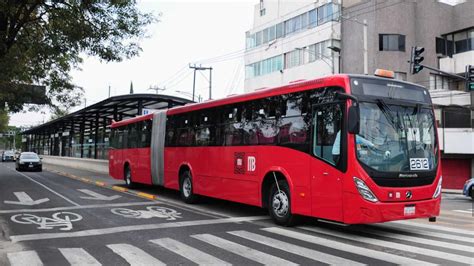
167,74,350,116
111,113,154,128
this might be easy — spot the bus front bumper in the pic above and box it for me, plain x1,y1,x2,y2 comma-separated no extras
343,192,441,224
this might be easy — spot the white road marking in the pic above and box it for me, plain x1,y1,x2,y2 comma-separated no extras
453,209,473,214
192,233,297,266
78,189,121,201
10,168,80,206
0,201,157,214
390,220,474,236
107,243,166,266
361,226,473,252
4,192,49,206
263,227,435,265
59,248,101,265
7,250,43,266
299,226,473,264
151,238,230,265
375,223,474,244
10,216,267,242
229,230,364,265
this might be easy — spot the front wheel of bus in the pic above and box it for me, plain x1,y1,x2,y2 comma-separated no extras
180,171,198,204
269,180,296,226
124,166,134,188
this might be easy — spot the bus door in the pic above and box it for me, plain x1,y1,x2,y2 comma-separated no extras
311,102,344,221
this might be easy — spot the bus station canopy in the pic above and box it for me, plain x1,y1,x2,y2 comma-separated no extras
21,94,192,159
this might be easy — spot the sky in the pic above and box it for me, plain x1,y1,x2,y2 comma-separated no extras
9,0,256,127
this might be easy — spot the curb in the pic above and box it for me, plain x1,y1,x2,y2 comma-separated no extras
442,189,463,195
43,167,158,201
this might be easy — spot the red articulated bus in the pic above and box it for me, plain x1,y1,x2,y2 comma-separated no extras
109,74,442,225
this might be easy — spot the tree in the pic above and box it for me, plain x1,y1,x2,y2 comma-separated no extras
49,106,69,121
130,81,134,94
0,1,155,113
0,107,8,132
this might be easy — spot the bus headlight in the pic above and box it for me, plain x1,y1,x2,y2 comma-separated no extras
432,176,442,199
354,177,378,202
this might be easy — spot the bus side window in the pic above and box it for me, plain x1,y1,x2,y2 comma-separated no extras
313,103,343,166
140,120,152,148
166,116,176,147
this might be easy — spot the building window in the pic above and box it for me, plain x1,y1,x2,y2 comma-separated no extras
429,74,450,90
308,40,332,62
285,49,303,69
259,0,265,16
379,34,405,51
245,55,283,79
437,28,474,57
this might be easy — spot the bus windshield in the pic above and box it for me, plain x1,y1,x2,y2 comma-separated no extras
356,101,437,173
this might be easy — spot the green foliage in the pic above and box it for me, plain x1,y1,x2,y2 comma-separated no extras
0,107,8,132
0,1,155,113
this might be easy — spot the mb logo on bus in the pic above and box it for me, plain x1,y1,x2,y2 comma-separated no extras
234,153,256,175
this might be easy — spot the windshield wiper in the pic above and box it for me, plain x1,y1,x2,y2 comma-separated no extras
376,99,403,131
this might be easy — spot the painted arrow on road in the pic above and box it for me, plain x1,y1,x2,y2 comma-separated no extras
78,189,121,201
4,192,50,206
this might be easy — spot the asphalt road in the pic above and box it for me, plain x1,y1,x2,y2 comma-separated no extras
0,162,473,265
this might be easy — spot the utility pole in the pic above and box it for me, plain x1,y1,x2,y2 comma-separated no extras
148,86,166,94
363,19,368,75
189,64,213,101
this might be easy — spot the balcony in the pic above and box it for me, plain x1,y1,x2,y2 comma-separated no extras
439,50,474,74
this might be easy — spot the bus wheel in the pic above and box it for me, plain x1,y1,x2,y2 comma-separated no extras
124,166,134,188
180,171,198,204
268,180,295,226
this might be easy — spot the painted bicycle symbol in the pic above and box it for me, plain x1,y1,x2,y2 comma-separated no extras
111,206,182,221
11,212,82,231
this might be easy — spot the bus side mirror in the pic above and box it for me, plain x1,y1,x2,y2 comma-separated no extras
348,105,360,134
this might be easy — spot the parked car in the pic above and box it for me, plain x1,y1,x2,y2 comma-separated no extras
15,152,42,172
2,150,15,162
463,178,474,199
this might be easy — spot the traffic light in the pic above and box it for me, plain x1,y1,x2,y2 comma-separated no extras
410,46,424,75
466,65,474,91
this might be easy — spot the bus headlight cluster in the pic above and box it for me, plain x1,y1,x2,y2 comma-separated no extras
354,177,378,202
432,176,442,199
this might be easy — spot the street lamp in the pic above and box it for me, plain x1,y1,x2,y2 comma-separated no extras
328,46,341,74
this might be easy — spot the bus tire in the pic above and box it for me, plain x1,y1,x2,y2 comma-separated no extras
268,180,296,226
124,165,134,188
180,171,198,204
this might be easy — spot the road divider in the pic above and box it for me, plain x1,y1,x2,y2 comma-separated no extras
43,167,158,202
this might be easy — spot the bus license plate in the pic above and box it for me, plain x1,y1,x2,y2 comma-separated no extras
404,205,415,216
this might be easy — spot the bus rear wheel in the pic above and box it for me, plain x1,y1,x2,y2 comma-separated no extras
180,171,198,204
268,180,296,226
124,166,134,188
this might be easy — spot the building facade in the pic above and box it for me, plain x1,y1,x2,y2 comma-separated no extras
244,0,474,188
244,0,342,92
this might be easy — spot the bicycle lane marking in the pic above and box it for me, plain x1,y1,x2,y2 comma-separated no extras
5,166,80,207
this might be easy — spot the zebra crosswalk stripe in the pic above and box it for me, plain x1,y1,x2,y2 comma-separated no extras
58,248,101,266
299,226,474,264
7,250,43,266
390,220,474,236
375,224,474,244
229,230,364,265
361,227,473,252
262,227,436,265
150,237,230,265
107,243,166,266
192,233,298,266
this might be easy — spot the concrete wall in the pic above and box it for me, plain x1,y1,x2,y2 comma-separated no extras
42,155,108,175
